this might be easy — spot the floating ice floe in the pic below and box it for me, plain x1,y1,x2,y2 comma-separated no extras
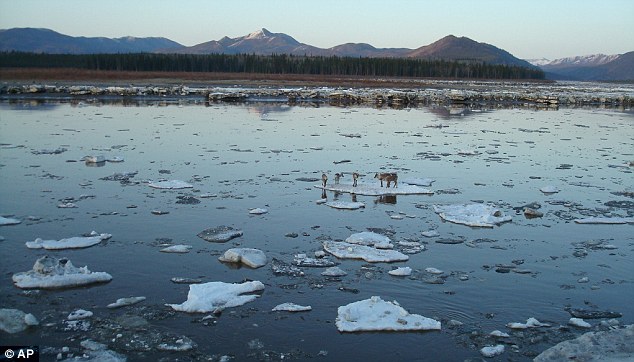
316,183,433,196
12,256,112,289
160,244,192,253
26,231,111,250
506,317,550,329
272,303,312,312
167,281,265,313
106,156,124,163
197,226,243,242
157,337,196,351
323,241,409,263
218,248,267,268
401,178,435,187
249,208,268,215
324,201,365,210
72,339,127,362
421,230,440,237
83,155,105,163
107,296,146,309
148,180,193,189
480,345,505,358
294,253,337,267
68,309,93,321
0,216,21,226
345,232,393,249
388,266,412,276
535,324,634,362
568,317,592,328
0,308,38,333
489,330,510,338
540,185,560,194
425,267,444,274
321,266,347,277
574,216,634,224
335,296,441,332
433,203,512,227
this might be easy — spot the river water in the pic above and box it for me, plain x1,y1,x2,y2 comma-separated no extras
0,99,632,361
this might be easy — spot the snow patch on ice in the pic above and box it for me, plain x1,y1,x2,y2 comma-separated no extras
345,232,393,249
336,296,441,332
323,240,409,263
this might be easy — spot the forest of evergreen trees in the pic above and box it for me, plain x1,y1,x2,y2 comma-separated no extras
0,51,545,80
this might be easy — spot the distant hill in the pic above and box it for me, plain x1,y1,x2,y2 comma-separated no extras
534,53,634,81
406,35,534,68
0,28,184,54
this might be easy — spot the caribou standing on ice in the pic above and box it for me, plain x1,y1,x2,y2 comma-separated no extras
374,172,398,188
321,173,328,187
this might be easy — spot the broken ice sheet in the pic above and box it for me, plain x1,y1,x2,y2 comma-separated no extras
0,216,21,226
345,231,393,249
160,244,192,253
336,296,441,332
197,226,243,242
433,203,511,227
25,231,111,250
323,240,408,263
12,256,112,289
388,266,412,276
324,201,366,210
574,216,634,224
167,281,264,313
218,248,267,268
0,308,39,333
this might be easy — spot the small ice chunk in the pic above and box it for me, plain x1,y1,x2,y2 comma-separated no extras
107,296,146,309
336,296,441,332
324,201,365,210
167,281,265,313
507,317,550,329
425,267,443,274
84,155,105,163
197,226,243,242
401,178,435,187
106,156,124,163
160,244,192,253
272,303,312,312
421,230,440,237
321,266,347,277
249,208,268,215
315,198,328,204
480,345,505,357
540,185,560,194
148,180,193,189
218,248,267,268
323,241,409,263
0,308,38,333
433,203,511,227
76,339,127,362
569,317,592,328
12,256,112,289
388,267,412,276
26,232,111,250
345,232,393,249
68,309,93,320
490,330,510,338
157,337,196,351
0,216,21,226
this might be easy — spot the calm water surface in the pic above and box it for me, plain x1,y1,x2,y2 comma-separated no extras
0,100,633,361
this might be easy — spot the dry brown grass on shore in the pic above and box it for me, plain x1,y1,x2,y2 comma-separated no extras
0,68,550,89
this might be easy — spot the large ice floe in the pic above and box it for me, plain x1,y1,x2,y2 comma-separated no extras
12,256,112,289
323,240,409,263
272,303,312,312
167,281,265,313
0,308,39,333
218,248,267,268
345,232,394,249
574,216,634,224
535,324,634,361
316,183,433,196
433,203,512,227
335,296,441,332
25,231,111,250
148,180,193,189
0,216,21,226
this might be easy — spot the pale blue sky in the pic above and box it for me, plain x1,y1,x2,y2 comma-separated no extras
1,0,632,60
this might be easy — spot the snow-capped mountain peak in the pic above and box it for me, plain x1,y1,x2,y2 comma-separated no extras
245,28,273,40
546,54,620,67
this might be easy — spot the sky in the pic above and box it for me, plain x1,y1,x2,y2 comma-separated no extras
1,0,633,60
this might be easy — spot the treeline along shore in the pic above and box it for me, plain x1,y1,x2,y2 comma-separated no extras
0,51,545,80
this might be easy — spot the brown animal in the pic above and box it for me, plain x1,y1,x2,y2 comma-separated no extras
321,173,328,187
374,172,398,188
334,172,343,184
352,172,359,187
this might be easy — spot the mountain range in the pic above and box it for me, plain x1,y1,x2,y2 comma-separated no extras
1,27,632,81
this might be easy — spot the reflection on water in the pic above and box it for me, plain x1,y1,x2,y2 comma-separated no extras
0,100,632,361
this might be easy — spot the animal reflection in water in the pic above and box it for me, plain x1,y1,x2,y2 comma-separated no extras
374,194,397,204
